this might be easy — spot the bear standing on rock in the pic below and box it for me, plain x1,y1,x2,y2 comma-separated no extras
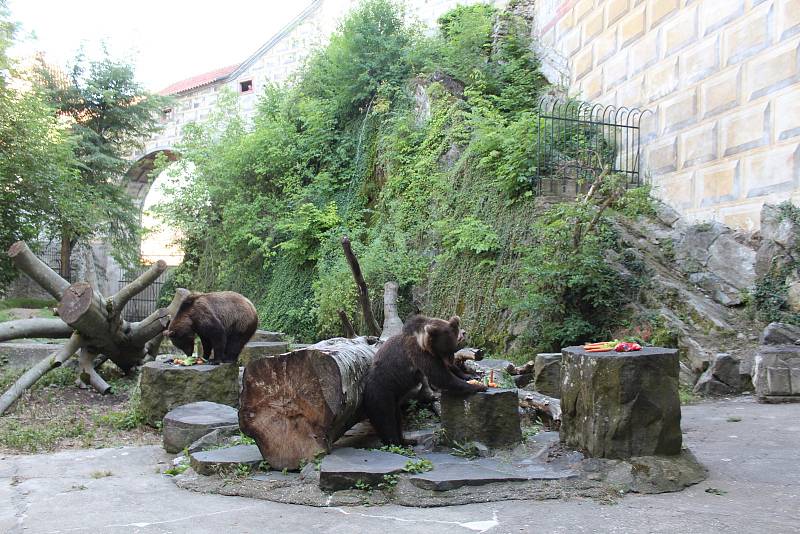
164,291,258,364
363,315,487,445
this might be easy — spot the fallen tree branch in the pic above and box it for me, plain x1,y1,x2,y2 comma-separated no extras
7,241,70,300
0,318,73,342
338,309,357,338
77,347,111,394
341,236,381,336
144,288,190,360
0,333,82,414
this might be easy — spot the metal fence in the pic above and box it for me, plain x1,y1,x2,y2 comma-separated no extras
535,96,650,195
33,241,65,280
119,268,170,322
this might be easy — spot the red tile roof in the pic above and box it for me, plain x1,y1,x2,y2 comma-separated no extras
158,64,239,96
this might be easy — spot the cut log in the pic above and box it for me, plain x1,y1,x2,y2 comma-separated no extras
239,336,379,470
0,318,73,342
341,236,380,336
380,281,403,340
518,390,562,431
338,309,357,338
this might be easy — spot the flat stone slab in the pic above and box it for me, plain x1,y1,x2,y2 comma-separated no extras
319,447,409,491
187,425,241,454
250,330,286,342
475,358,513,372
162,401,239,453
0,341,65,370
190,444,264,476
238,341,290,366
753,345,800,399
441,388,522,448
409,455,576,491
140,362,239,426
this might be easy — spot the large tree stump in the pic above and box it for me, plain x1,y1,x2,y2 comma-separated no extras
239,336,378,470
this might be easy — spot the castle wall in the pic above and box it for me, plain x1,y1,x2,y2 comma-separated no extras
537,0,800,230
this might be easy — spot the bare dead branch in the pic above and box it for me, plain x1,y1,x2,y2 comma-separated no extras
341,236,381,336
0,333,82,415
380,281,403,340
108,260,167,319
338,309,357,338
7,241,70,300
0,318,73,342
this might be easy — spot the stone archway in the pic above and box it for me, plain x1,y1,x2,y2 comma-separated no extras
124,148,180,211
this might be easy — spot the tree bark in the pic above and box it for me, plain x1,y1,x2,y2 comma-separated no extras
338,309,356,338
0,318,73,342
380,281,403,340
341,236,381,336
8,241,70,300
0,333,82,414
59,228,72,281
239,336,379,470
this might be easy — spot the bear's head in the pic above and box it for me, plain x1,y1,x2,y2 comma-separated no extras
163,319,195,357
421,315,466,358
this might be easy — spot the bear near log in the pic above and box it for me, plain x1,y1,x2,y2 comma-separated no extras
363,315,487,445
164,291,258,364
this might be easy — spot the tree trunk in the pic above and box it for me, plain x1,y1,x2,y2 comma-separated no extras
380,281,403,340
239,336,379,470
77,347,111,394
8,241,70,299
59,229,72,281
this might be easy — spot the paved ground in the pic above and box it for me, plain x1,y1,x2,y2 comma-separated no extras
1,396,798,533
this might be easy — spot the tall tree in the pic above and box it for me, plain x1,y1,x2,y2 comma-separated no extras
37,53,169,278
0,0,76,288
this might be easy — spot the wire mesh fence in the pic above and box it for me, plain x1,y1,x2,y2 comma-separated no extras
119,268,170,322
535,96,650,195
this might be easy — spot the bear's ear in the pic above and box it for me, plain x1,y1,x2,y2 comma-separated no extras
448,316,461,329
415,324,435,353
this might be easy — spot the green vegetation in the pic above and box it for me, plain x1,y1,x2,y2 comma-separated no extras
156,0,651,353
376,444,417,457
402,458,433,473
752,202,800,324
378,473,399,490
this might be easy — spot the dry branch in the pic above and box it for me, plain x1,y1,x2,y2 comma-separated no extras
144,288,190,359
0,333,82,414
338,309,357,338
341,236,380,336
8,241,70,300
518,390,562,430
0,318,73,342
380,281,403,340
506,360,534,376
77,347,111,394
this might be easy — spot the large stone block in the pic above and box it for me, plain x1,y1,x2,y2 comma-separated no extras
250,330,286,342
746,41,799,100
663,6,698,55
648,0,679,29
774,92,800,141
701,67,740,118
0,341,65,371
560,346,682,458
162,401,239,453
720,102,770,156
441,389,522,449
139,362,239,426
753,345,800,401
533,353,562,398
724,5,770,64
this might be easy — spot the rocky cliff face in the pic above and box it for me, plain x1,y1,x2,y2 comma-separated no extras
612,202,788,392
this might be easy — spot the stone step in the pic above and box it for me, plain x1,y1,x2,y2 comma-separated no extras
0,341,66,370
319,447,409,491
190,444,264,476
162,401,239,453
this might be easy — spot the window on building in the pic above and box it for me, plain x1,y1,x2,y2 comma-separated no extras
239,79,253,94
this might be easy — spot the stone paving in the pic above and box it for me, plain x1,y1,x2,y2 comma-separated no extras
1,396,799,533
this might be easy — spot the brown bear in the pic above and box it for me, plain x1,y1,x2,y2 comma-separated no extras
164,291,258,364
363,315,487,445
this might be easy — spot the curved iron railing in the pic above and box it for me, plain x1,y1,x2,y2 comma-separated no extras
535,96,651,195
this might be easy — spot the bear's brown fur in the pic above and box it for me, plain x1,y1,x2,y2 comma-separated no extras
164,291,258,364
363,315,486,445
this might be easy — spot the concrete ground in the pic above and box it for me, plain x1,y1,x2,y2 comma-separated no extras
1,396,798,534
